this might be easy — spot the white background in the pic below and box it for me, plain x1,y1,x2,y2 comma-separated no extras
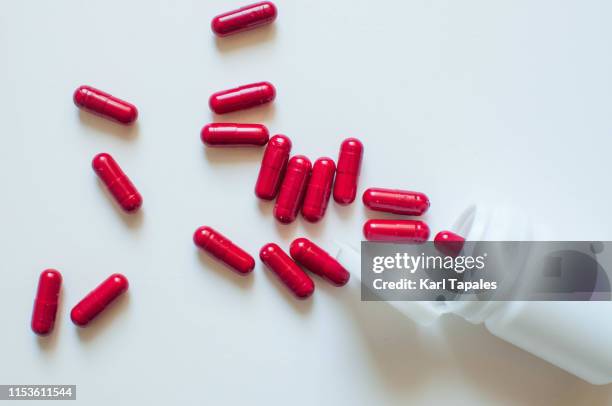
1,0,612,404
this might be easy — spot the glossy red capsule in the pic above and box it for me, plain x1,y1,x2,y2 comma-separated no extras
290,238,350,286
301,157,336,222
92,153,142,212
260,243,314,299
363,220,430,243
209,82,276,114
31,269,62,336
363,188,430,216
434,231,466,257
274,155,311,224
201,123,269,147
211,1,277,37
71,274,129,327
333,138,363,205
193,226,255,274
73,85,138,124
255,134,292,200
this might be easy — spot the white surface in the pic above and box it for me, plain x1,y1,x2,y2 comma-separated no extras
1,0,612,404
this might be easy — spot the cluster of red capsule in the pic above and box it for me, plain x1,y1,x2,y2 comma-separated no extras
33,1,468,334
31,271,128,336
32,87,141,335
360,188,466,254
193,227,349,299
197,2,358,298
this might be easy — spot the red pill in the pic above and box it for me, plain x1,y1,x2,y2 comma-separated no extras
92,153,142,213
260,243,314,299
201,123,269,147
363,219,430,243
301,157,336,222
73,85,138,124
434,231,466,257
211,1,277,37
363,188,430,216
209,82,276,114
333,138,363,205
193,226,255,274
71,274,129,327
290,238,350,286
255,134,292,200
274,155,311,224
31,269,62,336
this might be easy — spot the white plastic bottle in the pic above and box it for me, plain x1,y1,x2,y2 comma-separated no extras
338,205,612,385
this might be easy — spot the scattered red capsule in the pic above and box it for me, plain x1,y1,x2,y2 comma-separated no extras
201,123,269,147
333,138,363,205
260,243,314,299
362,188,430,216
434,231,466,257
255,134,292,199
31,269,62,336
209,82,276,114
211,1,277,37
301,157,336,222
290,238,350,286
71,274,129,327
73,85,138,124
193,226,255,274
274,155,311,224
363,219,430,243
92,153,142,213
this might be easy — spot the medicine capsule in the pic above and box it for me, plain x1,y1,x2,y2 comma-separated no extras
260,243,314,299
71,274,129,327
73,85,138,124
209,82,276,114
274,155,311,224
363,219,430,243
434,231,466,257
362,188,430,216
201,123,269,146
333,138,363,205
31,269,62,336
301,157,335,222
92,153,143,212
211,1,277,37
289,238,350,286
193,226,255,274
255,134,292,199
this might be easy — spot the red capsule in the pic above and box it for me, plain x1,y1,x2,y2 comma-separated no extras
333,138,363,205
211,1,277,37
289,238,350,286
274,155,311,224
434,231,466,257
201,123,269,147
209,82,276,114
73,85,138,124
71,274,129,327
92,153,142,212
255,134,292,200
363,219,430,243
31,269,62,336
362,188,430,216
301,157,336,222
193,226,255,274
260,243,314,298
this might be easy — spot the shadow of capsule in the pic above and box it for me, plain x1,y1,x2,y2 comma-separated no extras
75,293,130,342
213,24,277,53
96,179,144,229
260,262,314,315
78,110,140,140
196,250,255,290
